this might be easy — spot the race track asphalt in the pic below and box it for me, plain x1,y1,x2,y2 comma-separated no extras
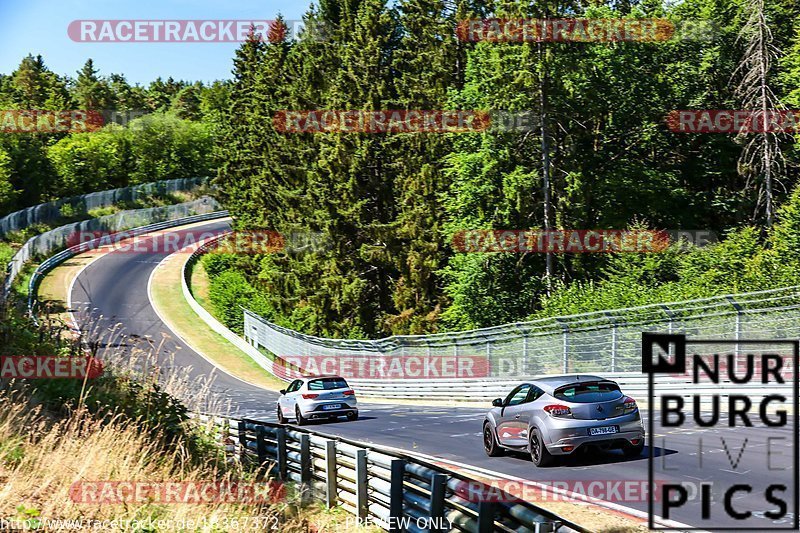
70,220,797,531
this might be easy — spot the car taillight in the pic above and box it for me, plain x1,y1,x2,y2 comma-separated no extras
343,390,355,396
620,396,637,413
302,393,319,399
543,404,572,417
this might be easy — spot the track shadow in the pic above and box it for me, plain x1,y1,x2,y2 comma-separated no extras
501,445,678,467
311,416,378,425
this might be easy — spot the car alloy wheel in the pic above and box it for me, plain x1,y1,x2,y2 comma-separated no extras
529,428,553,467
296,406,307,426
483,422,503,457
277,405,286,424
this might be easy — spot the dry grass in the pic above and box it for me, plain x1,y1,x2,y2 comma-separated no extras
0,390,303,531
0,318,374,531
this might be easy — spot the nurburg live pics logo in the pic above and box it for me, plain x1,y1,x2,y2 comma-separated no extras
643,333,799,530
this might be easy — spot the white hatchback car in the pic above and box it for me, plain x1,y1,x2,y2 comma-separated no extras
277,375,358,425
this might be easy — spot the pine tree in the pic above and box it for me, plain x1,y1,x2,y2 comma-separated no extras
74,59,112,110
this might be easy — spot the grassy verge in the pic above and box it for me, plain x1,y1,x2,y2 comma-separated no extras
0,315,376,533
150,252,287,391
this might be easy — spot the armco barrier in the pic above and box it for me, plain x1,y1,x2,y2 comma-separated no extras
0,176,207,238
24,208,230,319
181,234,795,403
195,413,585,533
181,234,288,378
243,285,800,377
4,196,223,299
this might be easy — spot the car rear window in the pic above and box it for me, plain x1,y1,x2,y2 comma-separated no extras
554,381,622,403
308,378,349,391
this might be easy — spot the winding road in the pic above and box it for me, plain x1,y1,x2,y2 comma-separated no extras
69,220,797,531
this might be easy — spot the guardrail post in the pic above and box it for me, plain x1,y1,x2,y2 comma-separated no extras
325,440,337,508
389,459,405,533
429,474,447,533
355,449,368,520
237,420,247,463
477,501,495,533
300,434,311,484
276,427,287,481
256,426,268,477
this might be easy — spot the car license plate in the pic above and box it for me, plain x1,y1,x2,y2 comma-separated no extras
589,425,619,436
322,404,341,411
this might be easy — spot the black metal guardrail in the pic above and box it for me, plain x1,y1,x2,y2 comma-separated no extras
196,414,586,533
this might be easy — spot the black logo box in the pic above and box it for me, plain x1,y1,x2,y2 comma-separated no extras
643,333,799,531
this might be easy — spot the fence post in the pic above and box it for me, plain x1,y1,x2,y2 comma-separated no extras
521,329,529,375
389,459,405,533
727,296,743,361
605,312,617,372
556,319,569,373
661,304,676,358
237,420,248,463
355,450,368,520
276,427,287,481
477,501,495,533
429,474,447,533
325,440,337,508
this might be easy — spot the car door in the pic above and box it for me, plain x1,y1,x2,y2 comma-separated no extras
280,380,302,414
496,384,532,447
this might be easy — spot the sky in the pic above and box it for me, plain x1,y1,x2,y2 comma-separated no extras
0,0,313,86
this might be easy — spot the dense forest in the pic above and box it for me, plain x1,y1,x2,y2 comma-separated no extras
0,56,223,215
210,0,800,339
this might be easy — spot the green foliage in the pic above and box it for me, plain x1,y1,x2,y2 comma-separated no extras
45,113,213,197
532,189,800,319
0,55,229,217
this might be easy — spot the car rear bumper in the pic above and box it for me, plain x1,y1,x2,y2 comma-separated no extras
542,412,645,455
305,407,358,419
299,398,358,418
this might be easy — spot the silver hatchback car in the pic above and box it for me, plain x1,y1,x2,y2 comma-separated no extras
483,375,645,466
277,375,358,425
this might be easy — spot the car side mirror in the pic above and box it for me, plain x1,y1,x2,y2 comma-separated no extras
280,389,286,395
492,398,503,407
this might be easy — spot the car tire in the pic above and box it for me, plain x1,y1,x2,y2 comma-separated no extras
296,406,307,426
623,440,645,458
483,421,503,457
529,428,554,467
277,405,286,424
346,411,358,421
